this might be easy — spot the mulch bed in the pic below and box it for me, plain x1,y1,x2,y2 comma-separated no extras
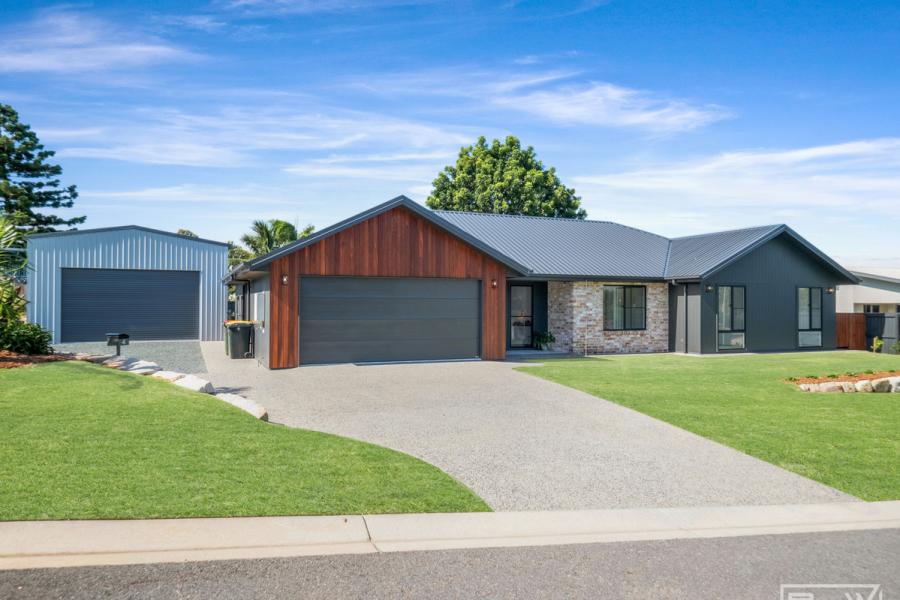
790,370,900,384
0,350,73,369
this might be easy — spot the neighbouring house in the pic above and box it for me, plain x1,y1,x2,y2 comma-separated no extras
27,226,228,343
226,196,857,368
836,268,900,314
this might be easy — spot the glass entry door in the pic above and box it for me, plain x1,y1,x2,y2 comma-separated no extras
510,285,533,348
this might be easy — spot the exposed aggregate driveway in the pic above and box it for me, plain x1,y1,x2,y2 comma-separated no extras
201,344,853,511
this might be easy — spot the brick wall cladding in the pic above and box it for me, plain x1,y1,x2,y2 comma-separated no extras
548,281,669,354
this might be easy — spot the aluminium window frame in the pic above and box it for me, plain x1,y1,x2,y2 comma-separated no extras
716,284,746,351
797,286,824,348
603,285,647,331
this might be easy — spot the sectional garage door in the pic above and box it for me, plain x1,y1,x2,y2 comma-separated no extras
299,277,480,365
60,268,200,343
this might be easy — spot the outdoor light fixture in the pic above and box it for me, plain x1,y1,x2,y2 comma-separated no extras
705,284,714,293
281,274,289,285
491,279,498,288
826,287,835,294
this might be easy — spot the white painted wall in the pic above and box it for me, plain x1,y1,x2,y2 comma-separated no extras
836,267,900,313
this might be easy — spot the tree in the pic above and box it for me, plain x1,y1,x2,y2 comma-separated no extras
1,104,84,232
227,242,253,268
0,217,27,322
177,228,198,238
239,219,315,257
426,135,586,219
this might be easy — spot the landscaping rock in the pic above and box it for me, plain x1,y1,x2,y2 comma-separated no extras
798,383,811,392
102,356,138,369
889,376,900,392
173,375,215,394
122,360,161,373
871,378,893,393
817,382,844,393
215,393,269,421
83,354,113,364
839,382,856,393
855,380,874,393
151,370,186,382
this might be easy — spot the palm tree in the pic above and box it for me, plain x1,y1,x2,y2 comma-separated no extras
0,217,27,322
240,219,314,257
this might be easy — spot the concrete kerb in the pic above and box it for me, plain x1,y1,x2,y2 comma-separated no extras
2,501,898,570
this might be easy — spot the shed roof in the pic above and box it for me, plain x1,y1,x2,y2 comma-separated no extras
28,225,228,248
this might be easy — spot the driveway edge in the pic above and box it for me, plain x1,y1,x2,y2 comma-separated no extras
2,501,899,570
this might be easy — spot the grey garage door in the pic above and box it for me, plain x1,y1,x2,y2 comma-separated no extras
61,268,200,343
299,277,480,365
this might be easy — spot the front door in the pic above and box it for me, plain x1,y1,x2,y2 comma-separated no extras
509,285,533,348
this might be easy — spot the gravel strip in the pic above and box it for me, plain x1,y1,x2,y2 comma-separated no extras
55,341,209,376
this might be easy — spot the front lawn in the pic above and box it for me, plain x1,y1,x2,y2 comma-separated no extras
0,361,488,520
519,352,900,501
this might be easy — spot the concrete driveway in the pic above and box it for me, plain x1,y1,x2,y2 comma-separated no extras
200,344,852,511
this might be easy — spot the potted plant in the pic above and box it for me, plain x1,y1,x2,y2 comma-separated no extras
533,331,556,351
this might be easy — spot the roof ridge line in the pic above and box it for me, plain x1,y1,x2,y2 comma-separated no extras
671,224,782,241
432,210,671,241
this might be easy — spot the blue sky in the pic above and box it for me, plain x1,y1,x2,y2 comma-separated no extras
3,0,899,267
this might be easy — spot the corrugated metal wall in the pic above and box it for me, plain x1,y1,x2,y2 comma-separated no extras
26,228,228,343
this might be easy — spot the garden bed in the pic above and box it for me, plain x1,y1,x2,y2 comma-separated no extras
788,370,900,385
0,349,70,369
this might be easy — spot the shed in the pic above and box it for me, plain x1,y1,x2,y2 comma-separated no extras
26,226,228,343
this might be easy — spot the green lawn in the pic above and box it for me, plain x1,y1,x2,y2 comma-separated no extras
519,352,900,501
0,361,488,520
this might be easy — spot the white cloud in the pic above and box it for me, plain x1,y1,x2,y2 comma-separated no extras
493,82,730,133
346,68,728,133
284,150,454,181
0,8,198,74
219,0,442,14
572,139,900,259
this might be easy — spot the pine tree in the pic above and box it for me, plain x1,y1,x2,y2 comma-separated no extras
1,104,84,233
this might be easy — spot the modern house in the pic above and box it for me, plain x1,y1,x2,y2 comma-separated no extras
836,268,900,314
27,226,228,343
227,196,857,368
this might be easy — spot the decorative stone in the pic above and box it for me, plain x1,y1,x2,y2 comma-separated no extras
122,360,161,373
818,382,844,393
173,375,215,394
102,356,139,369
855,380,874,393
871,378,893,393
798,383,811,392
83,354,113,364
840,382,856,393
215,393,268,421
889,376,900,392
151,370,186,382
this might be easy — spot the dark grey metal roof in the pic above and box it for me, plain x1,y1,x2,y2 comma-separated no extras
28,225,228,247
434,211,670,279
226,196,857,284
664,225,781,279
227,196,531,281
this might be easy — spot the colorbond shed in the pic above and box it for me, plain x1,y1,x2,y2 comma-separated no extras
26,226,228,343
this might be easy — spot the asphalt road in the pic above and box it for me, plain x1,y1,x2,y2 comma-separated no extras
3,529,898,600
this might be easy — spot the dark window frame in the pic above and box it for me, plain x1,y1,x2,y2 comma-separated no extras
603,285,647,331
716,285,746,351
508,283,534,348
797,286,823,348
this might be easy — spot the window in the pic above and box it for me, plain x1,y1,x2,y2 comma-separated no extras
798,287,822,347
717,286,746,350
603,286,646,330
863,304,882,313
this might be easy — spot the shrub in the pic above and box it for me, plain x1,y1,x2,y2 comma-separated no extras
0,321,53,355
872,337,884,353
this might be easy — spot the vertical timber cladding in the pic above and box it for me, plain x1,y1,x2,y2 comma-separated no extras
269,206,508,368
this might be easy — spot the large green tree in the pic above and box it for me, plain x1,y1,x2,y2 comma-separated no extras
1,104,83,232
426,135,586,219
239,219,314,257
